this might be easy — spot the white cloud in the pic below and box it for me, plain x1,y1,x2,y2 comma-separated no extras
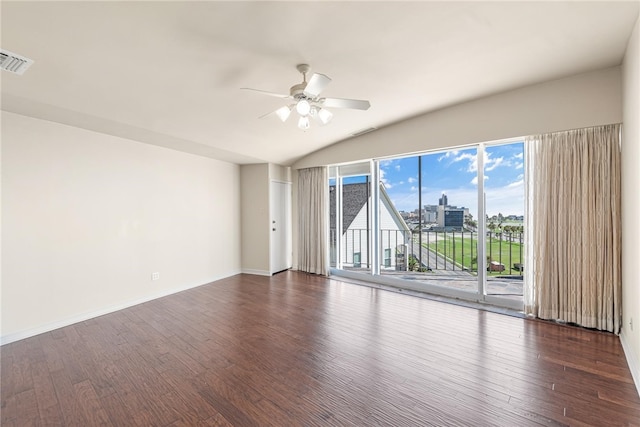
454,152,477,172
470,175,489,185
438,150,460,162
380,168,392,188
437,150,478,172
485,181,524,216
506,179,524,188
445,150,500,174
395,164,401,171
437,148,522,176
407,177,417,183
485,156,504,171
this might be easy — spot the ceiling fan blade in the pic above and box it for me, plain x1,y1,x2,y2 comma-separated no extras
321,97,371,110
241,88,291,99
303,73,332,98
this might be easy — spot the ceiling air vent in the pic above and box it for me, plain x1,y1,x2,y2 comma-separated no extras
0,49,34,75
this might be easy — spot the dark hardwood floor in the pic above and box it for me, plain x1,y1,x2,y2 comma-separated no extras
2,271,640,426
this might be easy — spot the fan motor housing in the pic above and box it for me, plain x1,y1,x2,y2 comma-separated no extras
290,82,308,99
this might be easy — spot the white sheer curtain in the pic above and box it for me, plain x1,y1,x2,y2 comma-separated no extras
297,167,329,275
525,124,622,333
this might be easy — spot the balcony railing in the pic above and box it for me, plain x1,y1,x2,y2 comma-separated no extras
330,228,524,276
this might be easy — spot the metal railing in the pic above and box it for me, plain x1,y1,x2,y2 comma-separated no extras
330,228,524,275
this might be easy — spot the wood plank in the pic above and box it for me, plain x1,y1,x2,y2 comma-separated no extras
1,271,639,426
49,368,90,426
73,380,112,426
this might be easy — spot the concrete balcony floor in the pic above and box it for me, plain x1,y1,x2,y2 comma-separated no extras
338,267,524,302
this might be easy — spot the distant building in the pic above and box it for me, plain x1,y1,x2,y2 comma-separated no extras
434,193,468,230
441,208,464,228
423,205,438,223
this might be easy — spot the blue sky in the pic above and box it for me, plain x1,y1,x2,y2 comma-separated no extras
379,142,525,217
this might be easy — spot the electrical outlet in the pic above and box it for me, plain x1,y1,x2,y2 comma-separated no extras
152,272,160,281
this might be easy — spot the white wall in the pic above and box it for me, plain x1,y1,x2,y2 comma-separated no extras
240,164,270,275
269,163,292,183
621,14,640,393
295,67,622,169
1,111,241,343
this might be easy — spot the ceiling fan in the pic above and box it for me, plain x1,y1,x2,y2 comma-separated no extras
241,64,371,130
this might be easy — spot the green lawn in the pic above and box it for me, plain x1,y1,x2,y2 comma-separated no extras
424,232,524,275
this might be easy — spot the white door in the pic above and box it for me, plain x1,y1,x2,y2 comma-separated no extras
270,181,292,274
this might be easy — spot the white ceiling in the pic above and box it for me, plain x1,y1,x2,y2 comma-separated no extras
2,1,638,165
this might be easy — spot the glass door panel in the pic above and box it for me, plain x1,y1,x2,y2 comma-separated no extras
339,175,372,273
378,149,480,295
484,142,525,302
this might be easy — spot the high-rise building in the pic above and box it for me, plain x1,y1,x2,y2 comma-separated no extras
432,193,468,230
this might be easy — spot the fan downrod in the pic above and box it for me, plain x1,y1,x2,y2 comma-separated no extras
296,64,310,75
291,64,312,98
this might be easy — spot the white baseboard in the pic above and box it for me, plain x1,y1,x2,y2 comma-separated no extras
620,329,640,397
0,271,241,346
241,269,271,276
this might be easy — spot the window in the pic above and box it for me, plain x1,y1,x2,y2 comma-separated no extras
329,140,525,310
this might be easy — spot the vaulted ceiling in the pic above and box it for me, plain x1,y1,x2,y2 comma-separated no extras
2,1,638,165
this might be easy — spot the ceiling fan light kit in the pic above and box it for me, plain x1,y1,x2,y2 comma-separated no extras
242,64,370,130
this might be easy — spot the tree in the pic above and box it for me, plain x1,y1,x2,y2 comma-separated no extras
464,213,476,231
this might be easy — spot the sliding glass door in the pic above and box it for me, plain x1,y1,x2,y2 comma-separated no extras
329,140,525,309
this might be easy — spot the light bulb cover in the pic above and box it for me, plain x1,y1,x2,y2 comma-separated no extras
298,116,310,130
275,106,292,122
317,108,333,125
296,99,311,116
